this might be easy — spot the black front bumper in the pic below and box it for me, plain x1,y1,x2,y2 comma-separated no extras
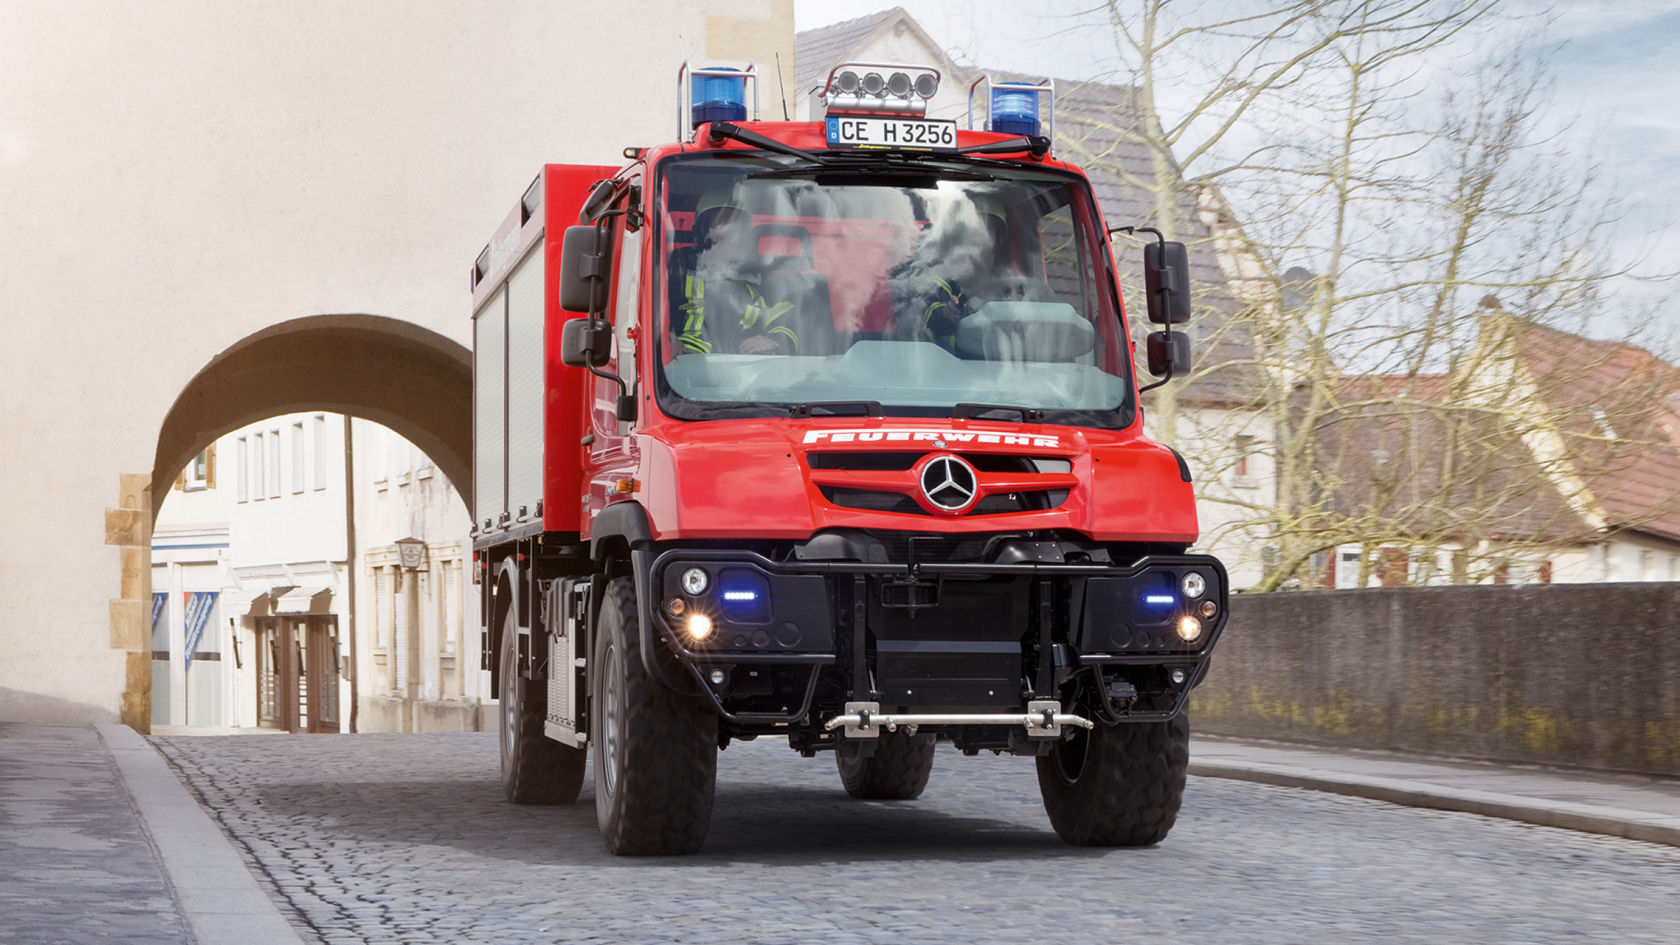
630,546,1229,727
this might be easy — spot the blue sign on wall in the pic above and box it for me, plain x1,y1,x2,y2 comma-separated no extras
183,591,217,669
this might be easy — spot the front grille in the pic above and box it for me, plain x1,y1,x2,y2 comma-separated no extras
821,485,1070,516
809,451,1067,473
821,487,926,515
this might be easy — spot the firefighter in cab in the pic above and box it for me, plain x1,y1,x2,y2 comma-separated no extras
672,191,800,356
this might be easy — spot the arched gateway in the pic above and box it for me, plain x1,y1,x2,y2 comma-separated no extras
152,315,473,519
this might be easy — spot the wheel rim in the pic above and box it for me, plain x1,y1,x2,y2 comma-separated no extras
601,639,621,798
499,614,517,777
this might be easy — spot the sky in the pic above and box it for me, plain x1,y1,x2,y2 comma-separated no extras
793,0,1680,348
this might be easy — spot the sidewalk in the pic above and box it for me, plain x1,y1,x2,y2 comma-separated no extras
1192,734,1680,847
0,722,305,945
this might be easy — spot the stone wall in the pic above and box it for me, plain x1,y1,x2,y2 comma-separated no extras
1192,584,1680,776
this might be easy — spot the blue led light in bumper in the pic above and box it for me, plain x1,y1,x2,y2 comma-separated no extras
719,570,771,624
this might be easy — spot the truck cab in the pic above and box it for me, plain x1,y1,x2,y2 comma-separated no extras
473,62,1226,855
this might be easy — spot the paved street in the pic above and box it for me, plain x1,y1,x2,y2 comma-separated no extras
151,732,1680,945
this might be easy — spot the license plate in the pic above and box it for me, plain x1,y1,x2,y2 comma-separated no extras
826,116,957,151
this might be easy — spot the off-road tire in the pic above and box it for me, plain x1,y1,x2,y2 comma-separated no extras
498,604,586,804
1035,710,1189,846
836,733,937,800
592,576,718,855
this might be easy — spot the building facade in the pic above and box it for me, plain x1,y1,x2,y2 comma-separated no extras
2,1,795,726
151,414,484,733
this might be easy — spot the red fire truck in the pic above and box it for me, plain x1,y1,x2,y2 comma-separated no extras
471,62,1226,855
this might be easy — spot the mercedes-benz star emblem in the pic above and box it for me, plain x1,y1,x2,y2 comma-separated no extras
919,454,979,513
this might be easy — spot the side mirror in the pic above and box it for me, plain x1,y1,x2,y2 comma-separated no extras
1146,330,1192,377
559,225,611,314
1143,240,1191,324
560,317,612,368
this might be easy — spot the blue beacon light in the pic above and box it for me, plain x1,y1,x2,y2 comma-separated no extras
990,86,1042,136
692,68,747,127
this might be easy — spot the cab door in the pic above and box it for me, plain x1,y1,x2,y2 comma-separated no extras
583,185,644,520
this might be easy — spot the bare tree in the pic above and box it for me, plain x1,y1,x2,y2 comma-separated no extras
1063,1,1676,589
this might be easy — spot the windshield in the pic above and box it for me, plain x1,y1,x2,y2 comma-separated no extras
654,153,1133,426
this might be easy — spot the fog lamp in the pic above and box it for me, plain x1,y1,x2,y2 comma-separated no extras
708,668,727,686
681,567,709,595
686,614,714,641
1170,668,1188,686
1176,616,1204,643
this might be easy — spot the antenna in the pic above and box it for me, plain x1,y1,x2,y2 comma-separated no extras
775,52,790,120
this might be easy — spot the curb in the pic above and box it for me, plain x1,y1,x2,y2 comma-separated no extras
97,724,309,945
1189,758,1680,848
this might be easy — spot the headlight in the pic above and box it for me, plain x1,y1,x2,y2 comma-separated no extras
1181,572,1207,599
1176,616,1204,643
681,567,709,595
685,614,714,641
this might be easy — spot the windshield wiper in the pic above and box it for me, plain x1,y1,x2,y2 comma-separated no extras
790,401,885,418
951,403,1045,422
706,121,838,167
956,135,1051,158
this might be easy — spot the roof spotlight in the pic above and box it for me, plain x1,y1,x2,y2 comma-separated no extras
888,71,912,97
914,72,939,99
861,71,885,95
835,70,860,94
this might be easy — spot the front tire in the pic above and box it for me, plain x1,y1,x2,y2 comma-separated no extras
591,576,718,855
1036,710,1189,846
498,603,586,805
836,734,936,800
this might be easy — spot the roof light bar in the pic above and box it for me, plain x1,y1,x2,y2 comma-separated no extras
967,75,1055,141
817,61,940,118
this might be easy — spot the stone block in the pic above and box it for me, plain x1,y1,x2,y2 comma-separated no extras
105,508,146,547
109,598,147,651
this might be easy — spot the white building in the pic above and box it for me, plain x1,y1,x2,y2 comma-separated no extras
1,1,794,727
152,414,482,732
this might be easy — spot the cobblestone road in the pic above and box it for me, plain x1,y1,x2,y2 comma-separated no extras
154,732,1680,945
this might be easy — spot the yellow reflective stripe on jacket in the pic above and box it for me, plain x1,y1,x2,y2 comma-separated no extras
921,277,960,343
679,274,711,353
742,284,798,353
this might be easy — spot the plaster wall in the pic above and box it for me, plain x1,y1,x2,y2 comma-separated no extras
0,0,794,723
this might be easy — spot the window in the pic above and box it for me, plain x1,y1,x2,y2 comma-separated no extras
313,415,329,490
252,433,265,500
443,560,460,656
374,567,390,651
1640,550,1655,581
1233,434,1256,483
268,429,281,499
1335,548,1362,589
393,569,408,690
183,447,212,492
291,422,305,493
236,437,249,502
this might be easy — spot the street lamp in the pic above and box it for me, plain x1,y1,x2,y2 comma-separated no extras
394,537,429,571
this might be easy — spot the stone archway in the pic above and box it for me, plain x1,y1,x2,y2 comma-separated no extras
131,314,475,732
152,314,473,517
